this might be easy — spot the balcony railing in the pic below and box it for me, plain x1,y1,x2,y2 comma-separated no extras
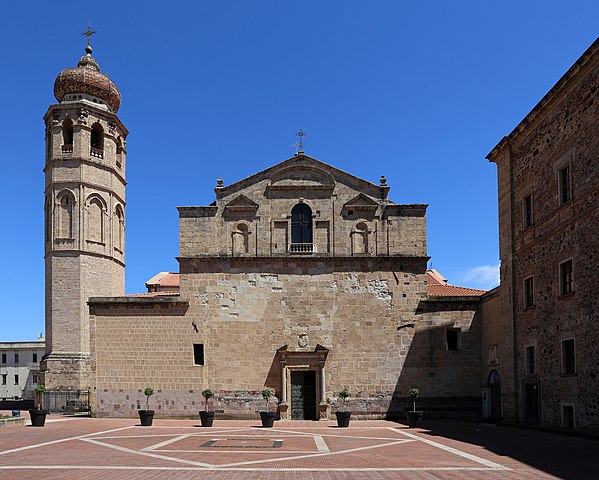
90,147,104,158
289,243,314,254
61,144,73,154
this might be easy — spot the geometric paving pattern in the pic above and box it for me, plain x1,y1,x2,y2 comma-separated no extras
0,418,583,479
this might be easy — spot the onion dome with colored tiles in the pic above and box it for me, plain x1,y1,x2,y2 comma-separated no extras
53,43,121,113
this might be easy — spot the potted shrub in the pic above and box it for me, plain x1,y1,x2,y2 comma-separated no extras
335,388,351,427
406,388,423,428
199,388,215,427
138,387,155,426
29,384,48,427
259,389,276,427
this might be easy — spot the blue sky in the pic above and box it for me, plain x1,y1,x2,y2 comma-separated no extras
1,1,597,341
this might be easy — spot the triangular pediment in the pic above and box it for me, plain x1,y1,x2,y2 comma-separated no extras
342,193,379,216
344,193,378,207
215,153,387,201
224,194,259,212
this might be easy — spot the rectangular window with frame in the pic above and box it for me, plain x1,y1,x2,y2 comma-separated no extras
14,374,19,385
446,328,460,351
193,343,205,366
559,165,571,205
1,353,5,363
524,276,534,308
562,338,576,375
560,259,574,296
33,353,38,363
1,374,6,385
525,345,535,375
523,194,533,228
14,353,19,364
32,374,38,384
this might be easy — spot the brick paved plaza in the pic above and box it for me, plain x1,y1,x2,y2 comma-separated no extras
0,417,597,479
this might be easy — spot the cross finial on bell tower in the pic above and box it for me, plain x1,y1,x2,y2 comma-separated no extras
81,22,97,54
294,128,306,154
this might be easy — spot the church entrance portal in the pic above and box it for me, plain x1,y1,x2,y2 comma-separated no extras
276,344,328,420
290,370,317,420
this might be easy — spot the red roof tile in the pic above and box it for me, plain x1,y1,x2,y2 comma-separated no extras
426,271,486,297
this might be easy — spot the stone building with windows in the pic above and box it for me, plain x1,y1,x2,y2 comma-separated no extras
0,336,45,402
486,38,599,431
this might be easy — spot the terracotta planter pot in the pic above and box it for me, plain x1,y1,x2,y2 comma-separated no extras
335,411,351,427
29,409,48,427
259,411,275,427
406,410,423,428
199,411,215,427
138,409,154,426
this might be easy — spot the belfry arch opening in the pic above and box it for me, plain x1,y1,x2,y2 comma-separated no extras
90,123,103,157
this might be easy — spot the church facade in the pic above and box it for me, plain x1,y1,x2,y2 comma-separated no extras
88,154,485,419
41,40,488,420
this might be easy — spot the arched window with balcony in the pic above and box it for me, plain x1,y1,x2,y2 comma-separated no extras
62,119,73,154
90,123,103,158
290,203,313,253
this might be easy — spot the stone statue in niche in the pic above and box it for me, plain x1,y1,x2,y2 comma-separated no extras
108,120,116,134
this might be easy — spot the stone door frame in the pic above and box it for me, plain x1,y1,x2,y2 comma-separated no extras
277,344,329,420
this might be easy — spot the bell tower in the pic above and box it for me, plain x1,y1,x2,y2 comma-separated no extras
41,35,128,389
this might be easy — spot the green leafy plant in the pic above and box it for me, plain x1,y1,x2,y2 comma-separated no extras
338,388,350,412
34,384,47,409
408,388,420,412
261,389,273,409
202,388,214,411
143,387,154,409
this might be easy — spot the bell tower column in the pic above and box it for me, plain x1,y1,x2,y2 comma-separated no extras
41,39,128,390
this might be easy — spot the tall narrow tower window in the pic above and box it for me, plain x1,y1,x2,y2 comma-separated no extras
116,136,123,169
114,205,124,252
291,203,313,252
87,196,105,243
62,119,73,154
45,197,51,242
57,193,74,239
90,123,104,158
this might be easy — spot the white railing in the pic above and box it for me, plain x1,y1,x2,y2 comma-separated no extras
289,243,314,253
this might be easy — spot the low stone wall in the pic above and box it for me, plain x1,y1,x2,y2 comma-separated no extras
0,417,26,428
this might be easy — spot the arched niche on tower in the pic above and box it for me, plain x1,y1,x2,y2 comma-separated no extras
85,193,107,251
54,189,76,248
113,204,125,254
